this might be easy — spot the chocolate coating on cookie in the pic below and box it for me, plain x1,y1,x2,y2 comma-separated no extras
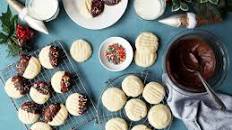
49,46,60,67
21,101,41,114
78,95,88,115
16,54,31,75
91,0,105,17
43,104,61,122
60,72,72,93
103,0,121,5
12,75,30,95
32,81,50,95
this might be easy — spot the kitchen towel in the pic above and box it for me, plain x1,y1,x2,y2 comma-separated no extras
163,74,232,130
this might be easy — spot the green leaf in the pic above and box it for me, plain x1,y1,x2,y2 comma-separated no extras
209,0,219,4
0,6,12,34
172,3,181,12
180,2,189,11
0,33,8,43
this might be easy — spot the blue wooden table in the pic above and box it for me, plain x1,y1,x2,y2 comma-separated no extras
0,0,232,130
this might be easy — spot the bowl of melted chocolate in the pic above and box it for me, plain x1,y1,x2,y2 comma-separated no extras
165,30,228,93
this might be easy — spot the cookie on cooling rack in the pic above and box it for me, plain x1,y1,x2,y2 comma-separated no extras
148,104,172,129
131,124,151,130
124,98,147,121
66,93,88,116
102,87,127,112
43,103,68,126
18,101,41,124
143,82,165,104
51,71,72,93
4,75,30,99
30,122,52,130
105,117,128,130
122,75,144,97
30,81,51,104
39,45,60,69
16,54,41,79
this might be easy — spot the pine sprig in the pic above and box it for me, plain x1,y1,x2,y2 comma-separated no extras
0,6,21,56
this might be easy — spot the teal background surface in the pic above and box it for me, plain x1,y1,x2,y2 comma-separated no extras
0,0,232,130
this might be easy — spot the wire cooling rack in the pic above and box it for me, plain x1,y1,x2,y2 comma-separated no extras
96,71,173,130
0,41,97,130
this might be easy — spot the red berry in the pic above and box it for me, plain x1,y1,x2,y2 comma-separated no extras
16,24,34,46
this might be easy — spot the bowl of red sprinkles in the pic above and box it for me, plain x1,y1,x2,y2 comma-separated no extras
98,37,133,72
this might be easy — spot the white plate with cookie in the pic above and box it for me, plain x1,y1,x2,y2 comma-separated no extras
63,0,128,30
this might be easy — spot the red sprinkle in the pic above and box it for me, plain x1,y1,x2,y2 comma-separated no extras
104,43,126,65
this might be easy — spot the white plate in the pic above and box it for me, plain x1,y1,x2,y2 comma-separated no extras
98,37,133,72
62,0,128,30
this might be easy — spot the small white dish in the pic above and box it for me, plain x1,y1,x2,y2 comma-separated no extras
62,0,128,30
98,37,133,72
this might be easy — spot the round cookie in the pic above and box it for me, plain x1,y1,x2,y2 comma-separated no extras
30,81,51,104
18,101,41,124
143,82,165,104
148,104,172,129
70,39,92,63
51,71,72,93
102,87,127,112
80,0,93,19
122,75,144,97
135,32,159,52
105,117,128,130
4,75,30,99
30,122,52,130
66,93,88,116
131,124,151,130
16,54,41,79
124,98,147,121
134,51,157,68
43,103,68,126
39,45,60,69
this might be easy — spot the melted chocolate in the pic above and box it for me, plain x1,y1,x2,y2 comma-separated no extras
43,104,61,122
16,54,31,75
32,81,50,95
60,72,72,93
78,95,88,115
12,75,30,95
49,46,60,67
91,0,104,17
21,101,41,114
103,0,121,5
166,38,216,92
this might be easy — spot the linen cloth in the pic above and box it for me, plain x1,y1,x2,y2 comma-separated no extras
162,74,232,130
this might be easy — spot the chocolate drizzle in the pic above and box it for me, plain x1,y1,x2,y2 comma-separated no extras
43,103,61,122
32,81,50,95
16,54,31,75
103,0,121,5
60,72,72,93
49,46,60,67
21,101,41,114
12,75,30,95
78,95,88,115
91,0,105,17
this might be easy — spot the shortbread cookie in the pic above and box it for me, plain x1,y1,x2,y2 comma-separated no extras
131,124,151,130
16,54,41,79
105,117,128,130
51,71,72,93
4,75,30,99
30,122,52,130
135,32,159,52
143,82,165,104
80,0,92,19
124,98,147,121
18,101,41,124
30,81,51,104
148,104,172,129
43,103,68,126
70,39,92,63
102,87,127,112
39,45,60,69
66,93,88,116
135,51,157,68
122,75,144,97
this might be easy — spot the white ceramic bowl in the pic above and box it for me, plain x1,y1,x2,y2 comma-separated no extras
98,37,133,72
